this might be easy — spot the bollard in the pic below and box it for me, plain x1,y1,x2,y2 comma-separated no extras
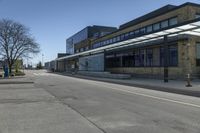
186,74,192,87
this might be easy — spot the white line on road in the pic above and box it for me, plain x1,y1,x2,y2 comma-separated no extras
87,81,200,109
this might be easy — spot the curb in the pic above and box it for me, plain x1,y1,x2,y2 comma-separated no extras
0,81,34,84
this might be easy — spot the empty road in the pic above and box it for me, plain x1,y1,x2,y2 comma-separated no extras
1,70,200,133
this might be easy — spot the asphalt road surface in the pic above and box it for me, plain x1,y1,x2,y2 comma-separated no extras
1,70,200,133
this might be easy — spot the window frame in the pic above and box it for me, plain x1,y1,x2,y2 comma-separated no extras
169,17,178,26
161,20,169,29
153,23,160,31
146,25,153,33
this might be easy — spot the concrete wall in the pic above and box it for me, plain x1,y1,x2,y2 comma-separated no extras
79,53,104,72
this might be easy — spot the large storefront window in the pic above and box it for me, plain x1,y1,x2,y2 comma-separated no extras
106,44,178,68
106,54,121,68
122,52,134,67
134,50,140,67
140,49,145,66
169,45,178,66
160,47,164,66
160,44,178,67
146,49,153,66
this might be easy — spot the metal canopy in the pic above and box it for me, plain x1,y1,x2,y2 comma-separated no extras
56,18,200,61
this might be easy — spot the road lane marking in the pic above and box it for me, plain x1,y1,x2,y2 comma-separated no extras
87,81,200,109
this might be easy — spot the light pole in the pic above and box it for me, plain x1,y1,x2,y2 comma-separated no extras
163,35,169,83
42,54,44,68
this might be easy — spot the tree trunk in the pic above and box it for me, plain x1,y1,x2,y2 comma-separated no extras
9,65,12,75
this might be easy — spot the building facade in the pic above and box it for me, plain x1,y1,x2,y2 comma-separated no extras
54,2,200,79
66,25,117,55
57,25,117,72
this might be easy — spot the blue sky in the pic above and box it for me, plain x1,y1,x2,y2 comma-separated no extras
0,0,199,65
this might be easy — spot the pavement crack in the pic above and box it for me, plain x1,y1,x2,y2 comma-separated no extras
44,88,107,133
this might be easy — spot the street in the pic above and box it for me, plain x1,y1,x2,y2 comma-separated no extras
0,70,200,133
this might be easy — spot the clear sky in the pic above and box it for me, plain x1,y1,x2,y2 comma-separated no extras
0,0,199,65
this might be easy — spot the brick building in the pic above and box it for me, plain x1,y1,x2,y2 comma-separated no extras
54,2,200,79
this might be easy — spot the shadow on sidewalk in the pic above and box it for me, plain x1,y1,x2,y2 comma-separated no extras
53,72,200,98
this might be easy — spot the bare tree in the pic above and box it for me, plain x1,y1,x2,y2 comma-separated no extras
0,19,40,74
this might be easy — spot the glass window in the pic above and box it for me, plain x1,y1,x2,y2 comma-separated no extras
105,54,121,68
169,45,178,66
92,43,98,48
160,47,164,66
102,41,106,46
113,37,117,43
135,30,140,36
129,31,134,36
153,47,160,66
85,46,89,50
197,59,200,66
134,50,140,67
146,25,153,33
100,42,103,46
80,48,84,52
97,42,101,47
109,39,113,43
169,17,178,26
160,45,178,67
140,49,145,66
146,49,153,67
122,52,134,67
140,28,146,34
125,33,129,39
196,42,200,66
106,40,109,44
196,42,200,59
161,20,169,28
116,36,120,41
153,23,160,31
120,34,125,40
195,14,200,19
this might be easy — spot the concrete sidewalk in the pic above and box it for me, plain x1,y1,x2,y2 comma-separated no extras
58,72,200,98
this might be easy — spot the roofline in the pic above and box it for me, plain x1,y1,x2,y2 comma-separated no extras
56,17,200,61
92,2,200,43
66,25,117,41
66,26,89,41
120,2,200,29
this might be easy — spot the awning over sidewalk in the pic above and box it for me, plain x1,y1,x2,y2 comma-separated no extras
56,18,200,61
